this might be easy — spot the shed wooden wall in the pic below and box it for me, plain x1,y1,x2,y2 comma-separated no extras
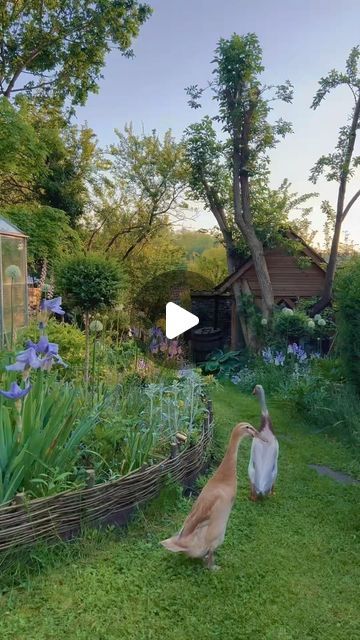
240,248,325,301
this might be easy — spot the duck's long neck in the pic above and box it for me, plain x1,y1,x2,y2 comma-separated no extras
216,432,245,482
258,386,269,417
258,387,274,432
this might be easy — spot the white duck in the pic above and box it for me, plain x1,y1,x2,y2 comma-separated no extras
161,422,265,569
248,384,279,500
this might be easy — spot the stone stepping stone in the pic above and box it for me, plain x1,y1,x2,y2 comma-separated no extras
309,464,360,485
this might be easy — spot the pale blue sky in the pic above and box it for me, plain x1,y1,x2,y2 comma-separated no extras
76,0,360,245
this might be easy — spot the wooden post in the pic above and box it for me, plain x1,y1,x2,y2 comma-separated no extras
86,469,96,488
14,492,26,505
170,443,179,459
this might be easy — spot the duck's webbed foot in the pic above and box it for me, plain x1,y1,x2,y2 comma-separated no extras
204,551,220,571
269,484,276,496
249,484,257,502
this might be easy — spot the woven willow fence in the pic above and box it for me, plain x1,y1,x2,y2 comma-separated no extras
0,403,213,552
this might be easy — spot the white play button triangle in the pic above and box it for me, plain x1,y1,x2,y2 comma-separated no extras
165,302,199,340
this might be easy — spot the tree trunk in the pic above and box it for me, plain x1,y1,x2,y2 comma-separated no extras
233,164,274,318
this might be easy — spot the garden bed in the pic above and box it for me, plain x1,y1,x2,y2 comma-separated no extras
0,401,213,552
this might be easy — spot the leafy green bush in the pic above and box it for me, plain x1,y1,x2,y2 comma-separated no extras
19,319,86,374
272,309,311,342
57,254,126,314
335,257,360,390
57,254,127,380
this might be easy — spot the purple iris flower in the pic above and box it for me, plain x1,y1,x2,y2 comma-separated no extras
262,347,273,364
40,351,67,371
6,347,42,372
26,335,59,356
0,382,32,400
150,340,159,354
40,297,65,316
274,351,285,366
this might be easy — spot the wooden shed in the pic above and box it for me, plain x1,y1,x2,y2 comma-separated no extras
216,230,326,306
191,230,326,350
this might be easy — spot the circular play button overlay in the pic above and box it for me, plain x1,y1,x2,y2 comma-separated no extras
130,269,216,368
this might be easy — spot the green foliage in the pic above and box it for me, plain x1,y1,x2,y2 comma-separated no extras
0,98,46,205
86,127,188,260
20,319,86,373
310,46,360,184
188,246,227,285
272,309,311,341
173,230,218,259
83,373,208,478
57,254,126,313
200,350,249,377
2,204,82,273
0,1,152,108
0,371,102,504
335,257,360,390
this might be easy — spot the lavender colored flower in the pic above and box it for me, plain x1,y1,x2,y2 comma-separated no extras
262,347,273,364
149,340,159,354
274,351,285,366
40,297,65,316
0,382,31,400
6,347,42,372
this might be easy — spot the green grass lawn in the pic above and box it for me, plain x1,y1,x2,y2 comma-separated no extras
0,383,359,640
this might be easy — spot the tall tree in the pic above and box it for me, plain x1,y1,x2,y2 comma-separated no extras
0,1,151,107
186,34,293,317
86,126,188,258
309,45,360,314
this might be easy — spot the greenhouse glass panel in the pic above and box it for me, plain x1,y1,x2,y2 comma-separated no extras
0,217,28,347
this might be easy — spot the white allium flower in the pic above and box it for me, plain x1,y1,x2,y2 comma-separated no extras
308,319,315,329
314,314,322,322
261,317,268,326
282,307,294,315
90,320,104,333
318,318,326,327
5,264,21,280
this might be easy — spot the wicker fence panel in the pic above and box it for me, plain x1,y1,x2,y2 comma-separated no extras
0,405,213,552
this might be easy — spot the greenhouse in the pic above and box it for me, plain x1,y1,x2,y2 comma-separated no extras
0,216,28,347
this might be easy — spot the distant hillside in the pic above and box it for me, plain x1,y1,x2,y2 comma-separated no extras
173,229,218,259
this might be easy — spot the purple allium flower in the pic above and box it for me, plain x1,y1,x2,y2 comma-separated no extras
0,382,32,400
6,347,42,372
137,358,147,370
40,297,65,316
